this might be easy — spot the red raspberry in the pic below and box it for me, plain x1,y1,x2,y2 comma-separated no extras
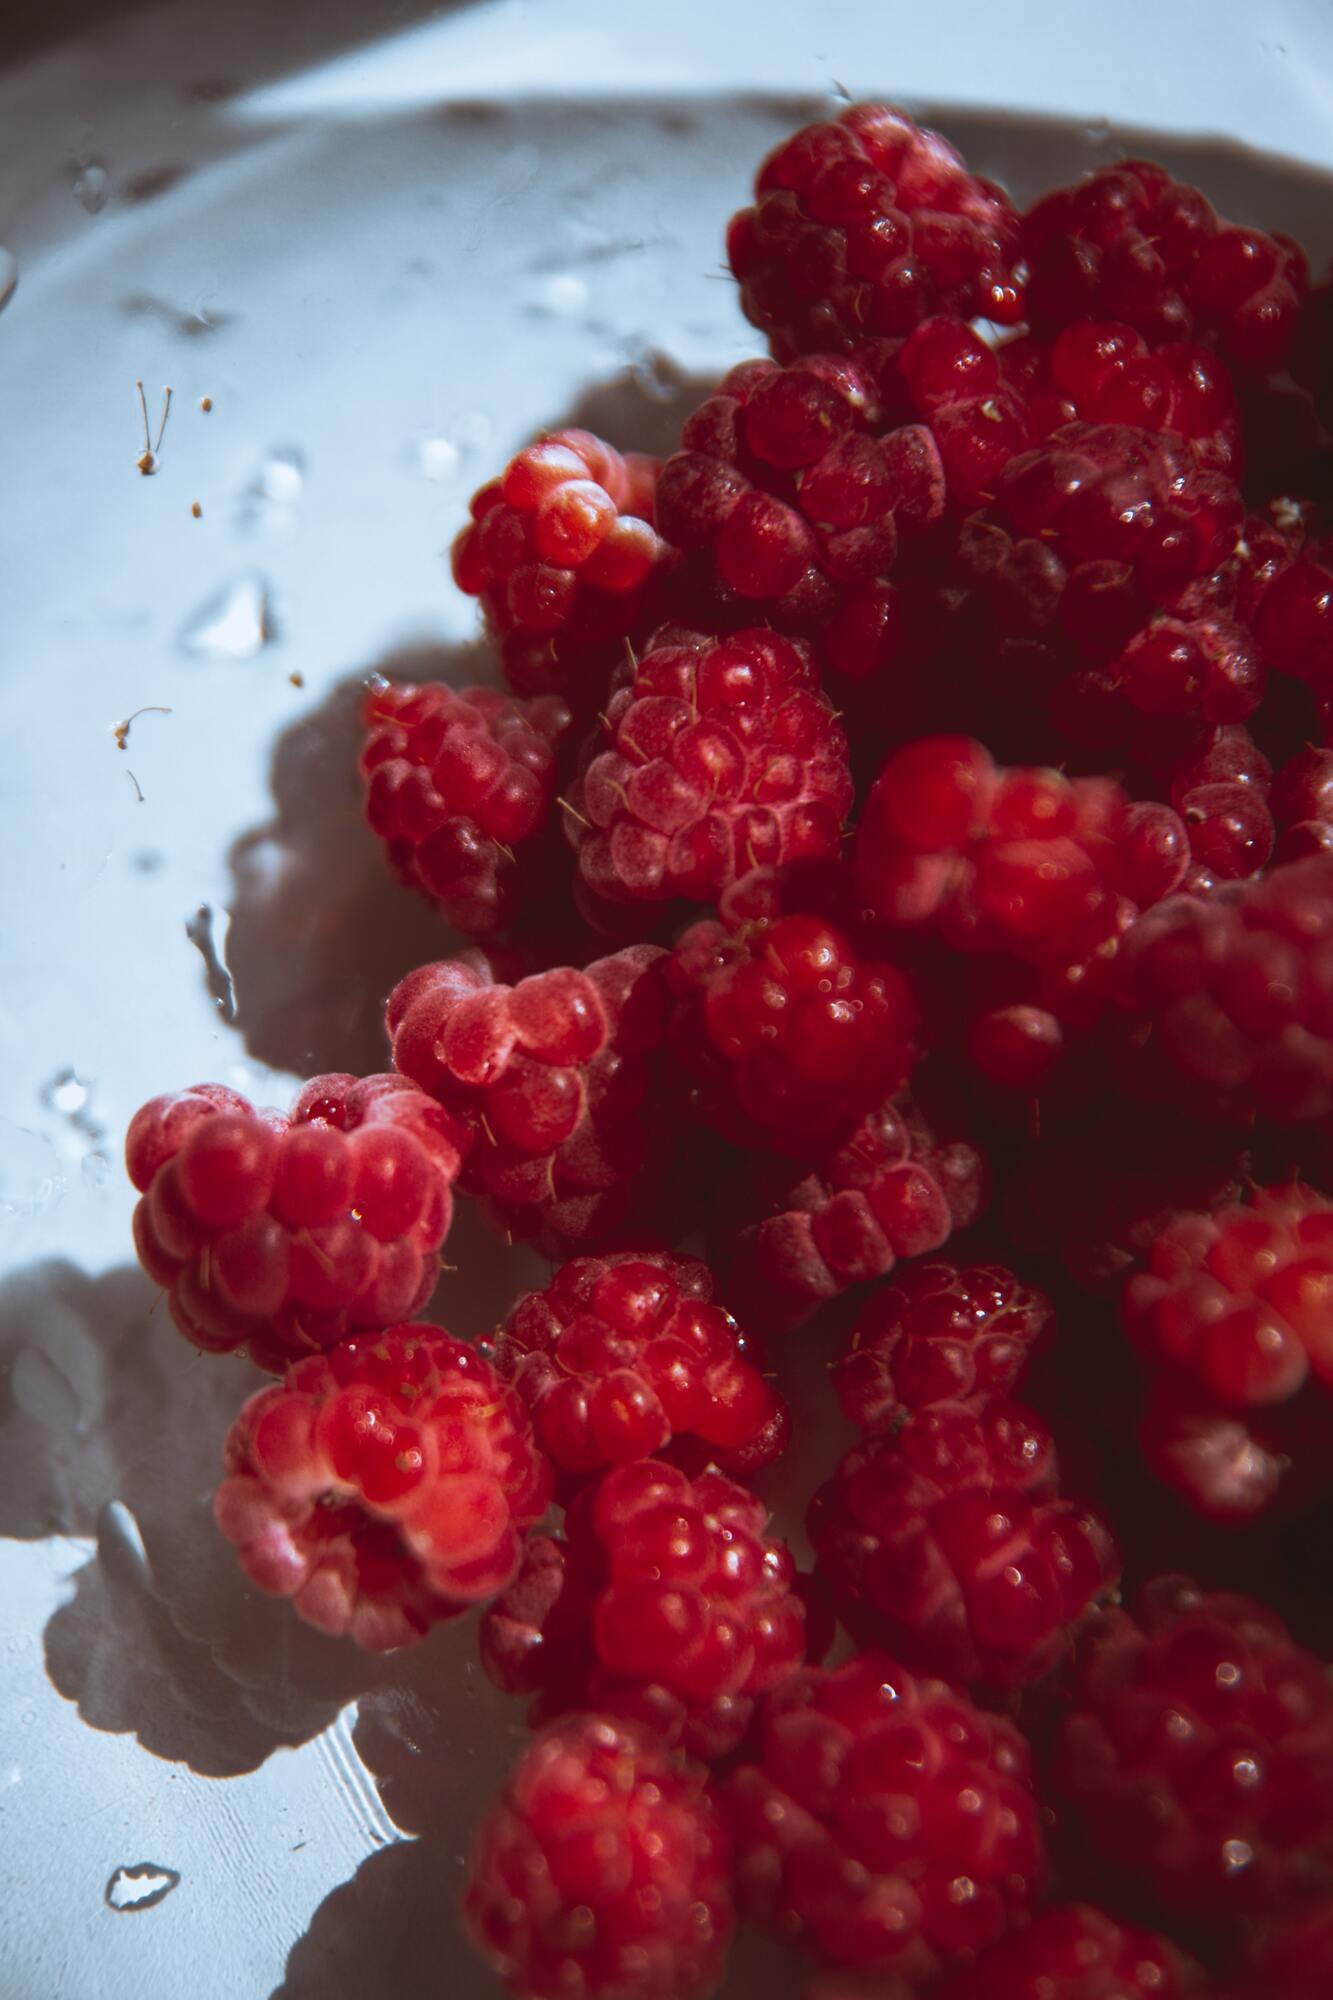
856,735,1138,965
666,912,918,1152
387,944,678,1253
359,677,571,934
1057,1577,1333,1923
451,429,667,713
808,1402,1120,1688
723,1092,988,1332
492,1251,787,1481
1125,1183,1333,1409
480,1461,811,1758
1113,855,1333,1125
1234,1901,1333,2000
934,1903,1205,2000
126,1074,465,1371
726,1650,1046,1980
726,105,1022,361
567,628,852,906
1022,160,1308,371
653,354,946,678
893,316,1034,509
464,1713,734,2000
1254,536,1333,704
998,318,1244,474
1137,1389,1333,1524
1273,745,1333,863
834,1261,1052,1432
213,1324,551,1651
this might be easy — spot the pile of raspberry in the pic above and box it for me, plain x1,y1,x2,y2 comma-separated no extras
125,104,1333,2000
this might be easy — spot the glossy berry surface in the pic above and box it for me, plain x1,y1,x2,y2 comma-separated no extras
1022,160,1307,371
359,678,570,934
934,1902,1204,2000
808,1402,1120,1687
724,1092,988,1331
568,628,852,906
1057,1577,1333,1922
834,1261,1051,1432
1124,1183,1333,1415
127,1075,465,1370
667,913,918,1151
213,1325,551,1651
452,429,666,713
387,944,677,1253
493,1251,786,1480
727,104,1022,360
1114,854,1333,1124
726,1650,1045,1980
480,1461,810,1758
464,1714,734,2000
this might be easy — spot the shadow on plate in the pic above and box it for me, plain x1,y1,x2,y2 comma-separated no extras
219,361,717,1083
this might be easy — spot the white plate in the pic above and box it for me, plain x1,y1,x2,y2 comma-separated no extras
2,4,1332,1995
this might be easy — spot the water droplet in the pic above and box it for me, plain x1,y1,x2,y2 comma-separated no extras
11,1345,81,1430
418,437,460,482
180,573,273,660
98,1499,154,1589
535,273,587,316
237,449,304,532
40,1066,107,1158
451,412,493,454
105,1864,180,1913
185,903,237,1021
82,1151,112,1191
0,1123,66,1217
72,160,109,214
0,247,17,315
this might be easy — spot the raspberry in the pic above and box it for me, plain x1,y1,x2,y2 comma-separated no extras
359,677,571,934
1273,745,1333,863
567,628,853,906
653,354,947,676
726,1650,1046,1979
1113,855,1333,1124
666,912,918,1152
1057,1577,1333,1923
463,1713,734,2000
1234,1901,1333,2000
998,318,1244,474
808,1402,1120,1687
1124,1183,1333,1416
1254,537,1333,702
1137,1389,1333,1524
492,1251,787,1481
452,429,667,713
1022,160,1308,371
726,105,1022,361
894,317,1035,509
213,1324,551,1650
834,1261,1051,1432
855,735,1135,964
480,1461,811,1758
126,1074,465,1370
387,944,680,1253
933,1903,1204,2000
723,1092,988,1332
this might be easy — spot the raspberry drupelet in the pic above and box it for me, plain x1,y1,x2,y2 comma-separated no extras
1057,1577,1333,1925
451,429,666,714
726,1650,1046,1980
1273,745,1333,863
359,677,571,934
387,943,679,1253
652,353,947,677
834,1261,1052,1433
127,1075,465,1371
725,104,1023,361
1113,853,1333,1125
723,1090,988,1332
1021,159,1308,372
566,627,853,907
213,1324,551,1651
808,1401,1120,1688
492,1251,787,1482
463,1713,735,2000
1254,535,1333,705
480,1461,812,1758
934,1903,1205,2000
666,912,919,1153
